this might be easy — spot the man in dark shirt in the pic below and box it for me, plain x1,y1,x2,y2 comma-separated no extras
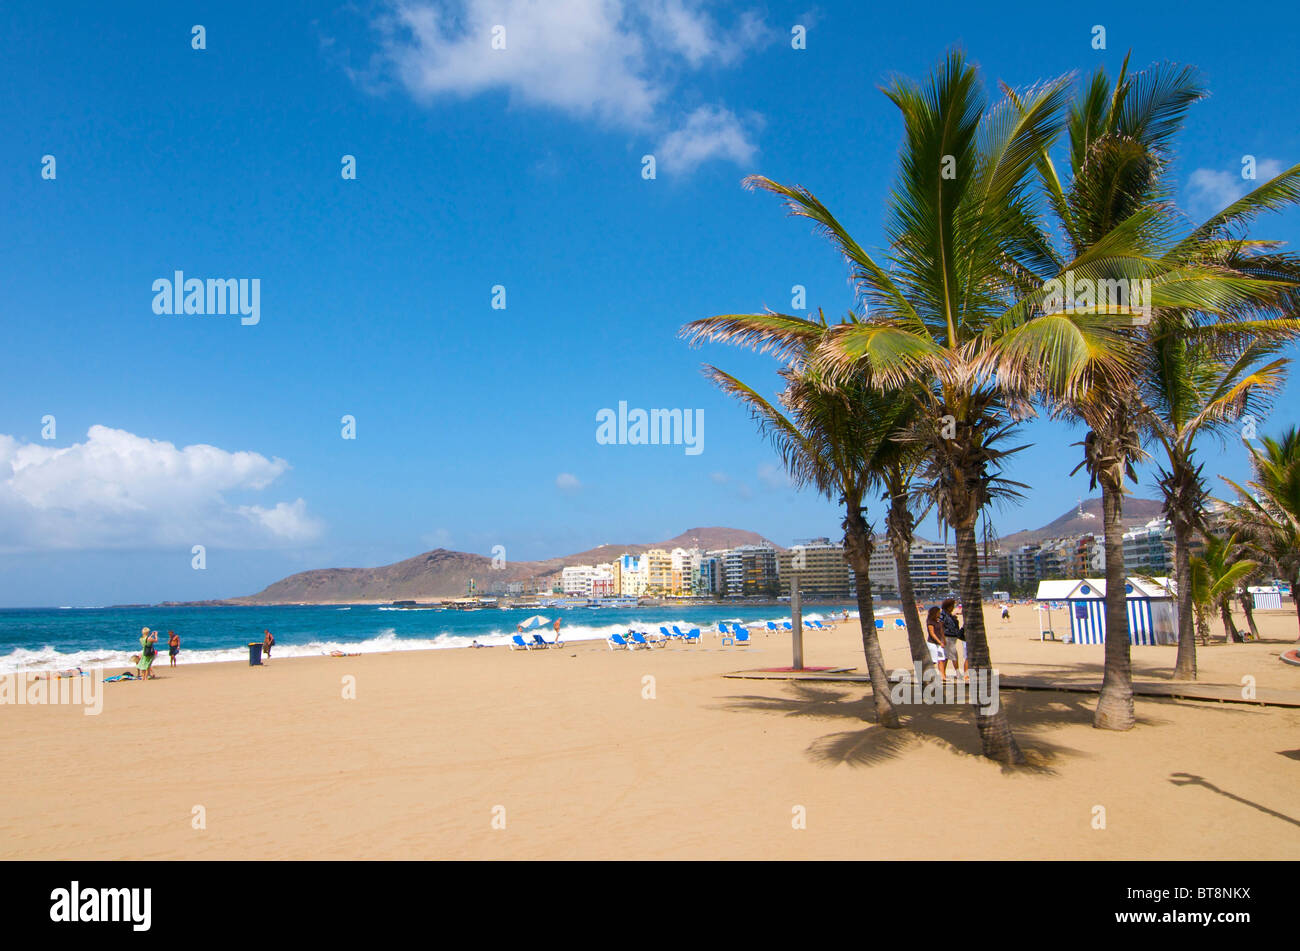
940,599,967,677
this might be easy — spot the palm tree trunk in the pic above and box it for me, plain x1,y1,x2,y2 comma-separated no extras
1239,591,1260,641
1292,569,1300,641
1219,601,1240,643
888,518,935,680
1171,516,1197,680
1094,477,1135,731
843,510,900,729
955,520,1025,764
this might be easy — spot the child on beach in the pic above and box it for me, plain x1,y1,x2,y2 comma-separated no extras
168,630,180,667
263,629,275,661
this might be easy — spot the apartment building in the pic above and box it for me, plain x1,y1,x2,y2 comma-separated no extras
776,538,856,599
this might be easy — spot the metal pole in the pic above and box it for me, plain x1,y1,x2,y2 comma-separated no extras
791,572,804,670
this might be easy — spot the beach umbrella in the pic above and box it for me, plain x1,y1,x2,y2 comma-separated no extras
518,615,551,631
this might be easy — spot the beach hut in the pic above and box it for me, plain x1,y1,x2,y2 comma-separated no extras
1034,577,1178,645
1249,586,1283,610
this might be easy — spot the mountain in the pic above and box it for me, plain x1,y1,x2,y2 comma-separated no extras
996,496,1166,548
226,527,776,604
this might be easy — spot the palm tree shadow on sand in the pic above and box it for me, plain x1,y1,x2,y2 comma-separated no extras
1169,772,1300,828
718,681,1183,775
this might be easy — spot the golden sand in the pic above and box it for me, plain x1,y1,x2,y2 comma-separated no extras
3,606,1297,859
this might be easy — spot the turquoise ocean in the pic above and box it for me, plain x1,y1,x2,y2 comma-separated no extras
0,602,875,674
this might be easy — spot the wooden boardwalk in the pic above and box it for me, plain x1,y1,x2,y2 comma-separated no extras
723,668,1300,708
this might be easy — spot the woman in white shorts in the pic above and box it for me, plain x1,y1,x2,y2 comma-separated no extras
925,606,950,678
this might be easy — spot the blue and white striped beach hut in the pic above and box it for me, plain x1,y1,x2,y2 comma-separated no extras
1035,577,1178,645
1249,586,1283,610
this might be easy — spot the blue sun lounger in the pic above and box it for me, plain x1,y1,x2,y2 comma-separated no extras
734,629,752,645
685,628,701,643
875,618,885,629
766,621,778,633
511,634,535,651
895,618,906,629
629,632,654,650
607,633,631,650
782,621,792,631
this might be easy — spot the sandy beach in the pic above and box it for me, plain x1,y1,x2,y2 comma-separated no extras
3,605,1297,860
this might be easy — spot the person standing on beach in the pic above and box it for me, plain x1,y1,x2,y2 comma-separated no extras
940,599,967,678
263,629,274,662
168,630,180,667
552,617,563,646
137,627,158,680
924,607,950,679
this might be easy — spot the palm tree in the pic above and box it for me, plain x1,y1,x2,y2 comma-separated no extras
734,53,1096,763
692,316,905,727
1222,427,1300,639
1146,336,1289,676
1189,532,1258,644
687,314,939,682
879,430,940,680
1008,56,1300,720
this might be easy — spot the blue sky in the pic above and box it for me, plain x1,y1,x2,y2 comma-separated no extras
2,0,1298,606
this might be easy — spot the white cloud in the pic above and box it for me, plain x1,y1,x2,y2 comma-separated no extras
1185,159,1283,218
656,104,759,173
0,426,322,553
555,472,582,491
757,462,791,489
709,470,729,484
360,0,770,171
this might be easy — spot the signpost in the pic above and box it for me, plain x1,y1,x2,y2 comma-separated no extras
791,572,804,670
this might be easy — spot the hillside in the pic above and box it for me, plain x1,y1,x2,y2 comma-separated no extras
229,527,776,604
996,496,1165,548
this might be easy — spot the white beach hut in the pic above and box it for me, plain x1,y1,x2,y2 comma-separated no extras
1034,577,1178,645
1249,586,1283,610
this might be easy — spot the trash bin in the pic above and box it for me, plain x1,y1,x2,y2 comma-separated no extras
248,642,263,666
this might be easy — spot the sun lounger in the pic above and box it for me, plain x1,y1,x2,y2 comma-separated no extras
684,628,701,643
532,634,553,649
733,623,749,637
766,621,778,632
629,632,654,650
660,626,677,640
874,618,885,629
735,629,752,645
511,634,534,651
607,633,631,650
894,618,906,629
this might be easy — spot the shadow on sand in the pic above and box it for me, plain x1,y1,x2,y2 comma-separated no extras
1169,772,1300,828
714,678,1278,775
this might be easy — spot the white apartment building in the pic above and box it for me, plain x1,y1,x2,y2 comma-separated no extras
560,564,615,597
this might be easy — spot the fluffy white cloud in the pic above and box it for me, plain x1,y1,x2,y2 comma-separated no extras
657,104,759,173
1185,159,1284,218
555,472,582,491
360,0,770,171
0,426,322,552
